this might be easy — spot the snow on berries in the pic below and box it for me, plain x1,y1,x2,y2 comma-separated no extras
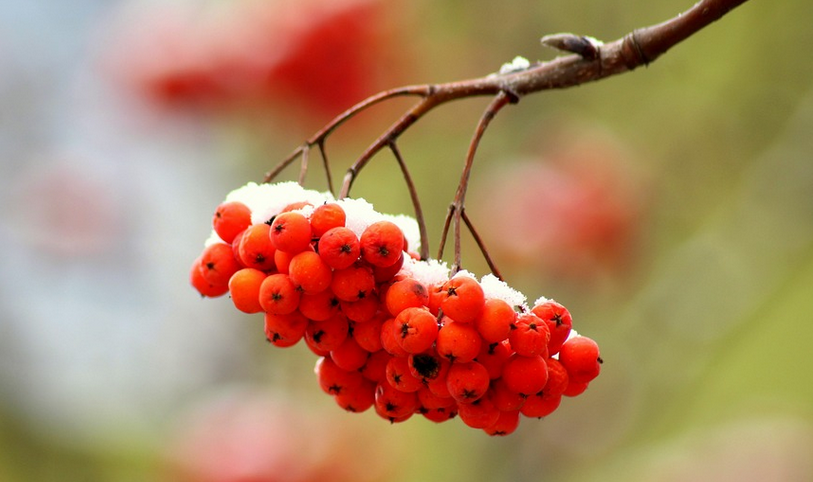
191,181,603,436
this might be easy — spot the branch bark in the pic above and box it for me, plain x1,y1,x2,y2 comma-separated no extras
264,0,750,193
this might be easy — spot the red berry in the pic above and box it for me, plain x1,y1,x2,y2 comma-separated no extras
315,356,363,396
457,394,500,429
501,354,549,397
212,201,251,244
288,250,332,294
395,307,439,355
475,340,512,380
341,295,380,323
269,212,312,254
374,382,418,422
532,300,573,355
475,298,517,344
508,312,550,357
298,289,340,321
360,221,404,268
310,203,346,238
558,336,602,383
237,223,277,271
408,351,449,383
317,227,360,270
199,243,241,286
227,268,266,313
190,256,229,297
489,378,526,412
329,336,370,372
385,356,423,393
258,273,300,315
385,277,429,316
305,313,349,353
446,361,490,403
436,319,481,363
484,409,521,436
440,275,485,323
264,311,308,347
334,379,376,413
330,265,375,302
520,393,562,418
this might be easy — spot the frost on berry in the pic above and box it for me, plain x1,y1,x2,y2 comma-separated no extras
192,181,603,436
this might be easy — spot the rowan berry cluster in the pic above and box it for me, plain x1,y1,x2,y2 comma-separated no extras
191,181,602,436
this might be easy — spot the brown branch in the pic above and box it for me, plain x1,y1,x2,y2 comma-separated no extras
264,0,749,193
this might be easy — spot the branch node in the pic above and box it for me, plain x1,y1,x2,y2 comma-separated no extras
622,29,650,69
541,33,602,60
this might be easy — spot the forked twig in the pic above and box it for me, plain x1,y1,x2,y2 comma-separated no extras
261,0,750,270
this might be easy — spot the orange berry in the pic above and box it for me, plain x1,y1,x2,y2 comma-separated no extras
258,273,300,314
440,275,485,323
199,243,241,286
237,223,276,271
269,211,312,254
227,268,266,313
212,201,251,244
310,203,346,237
288,250,332,294
360,221,405,268
384,277,429,316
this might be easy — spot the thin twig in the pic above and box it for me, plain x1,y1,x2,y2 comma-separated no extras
298,144,309,186
389,142,430,260
266,0,749,193
449,91,513,274
461,210,502,281
317,141,333,194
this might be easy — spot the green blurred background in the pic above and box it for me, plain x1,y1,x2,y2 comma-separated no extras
1,0,812,480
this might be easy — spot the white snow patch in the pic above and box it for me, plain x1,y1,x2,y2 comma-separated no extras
481,274,527,308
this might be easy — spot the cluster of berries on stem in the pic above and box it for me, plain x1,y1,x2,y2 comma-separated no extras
191,182,602,436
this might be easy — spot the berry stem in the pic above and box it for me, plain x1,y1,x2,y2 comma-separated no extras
298,144,310,186
462,210,502,281
388,141,429,261
449,91,513,274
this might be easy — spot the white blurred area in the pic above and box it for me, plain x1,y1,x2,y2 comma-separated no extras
0,0,253,447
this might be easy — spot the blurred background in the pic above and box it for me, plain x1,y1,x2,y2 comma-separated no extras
1,0,812,480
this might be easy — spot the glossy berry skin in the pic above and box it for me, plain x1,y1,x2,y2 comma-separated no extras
446,361,490,403
384,277,429,316
439,275,485,323
484,409,521,436
408,350,449,383
475,298,517,344
269,212,312,254
532,300,573,356
212,201,251,244
264,311,308,348
501,354,549,397
288,250,332,294
457,395,500,429
330,265,375,302
508,312,550,358
317,227,360,270
238,223,277,271
199,243,241,286
360,221,405,268
334,379,376,413
395,307,438,354
436,319,481,363
227,268,266,313
385,356,423,393
374,382,419,422
315,356,364,396
329,336,370,372
310,203,346,238
190,257,229,298
258,273,300,315
558,336,602,383
305,313,349,353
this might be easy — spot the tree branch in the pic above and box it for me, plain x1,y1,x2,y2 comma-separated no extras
265,0,749,193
